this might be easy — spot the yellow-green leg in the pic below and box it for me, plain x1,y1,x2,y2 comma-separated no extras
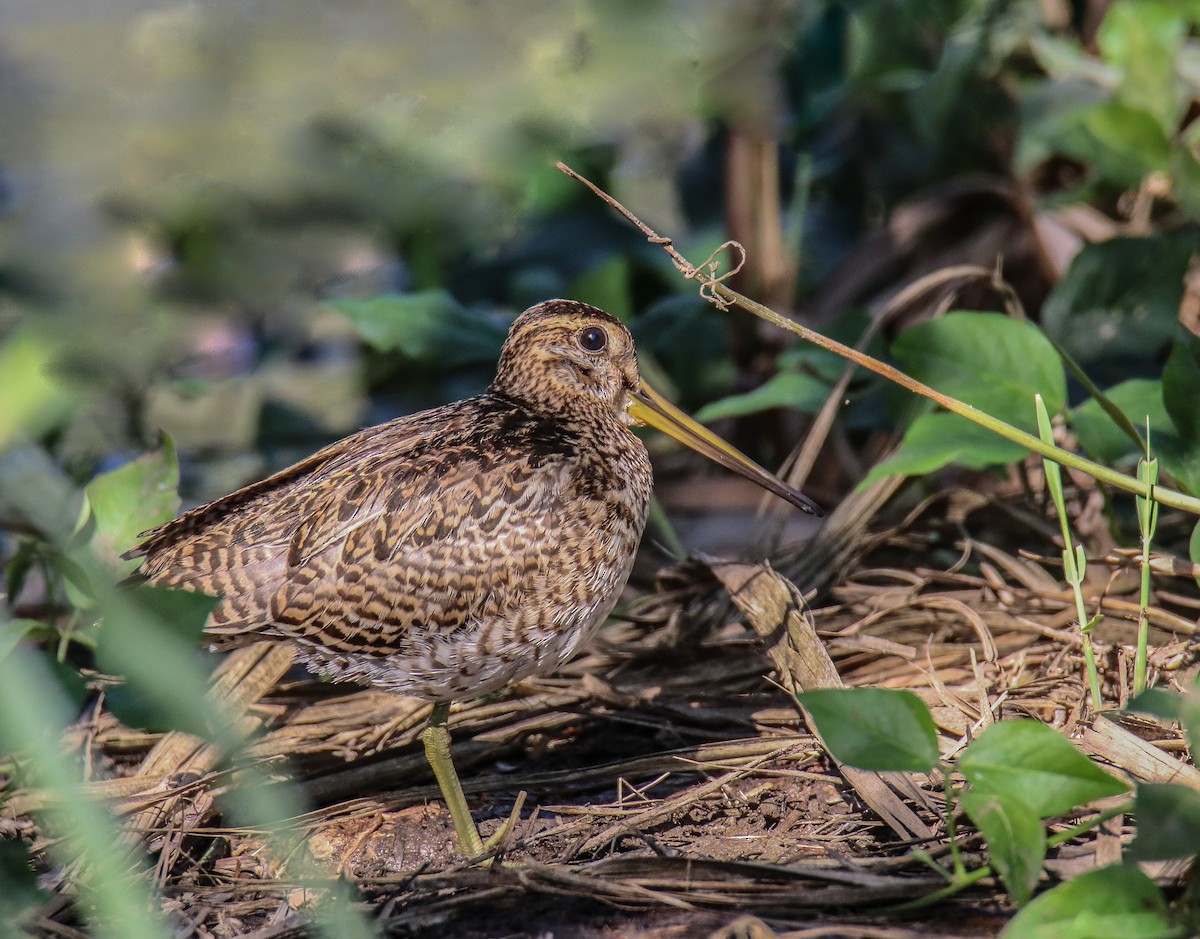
420,701,486,859
420,702,522,862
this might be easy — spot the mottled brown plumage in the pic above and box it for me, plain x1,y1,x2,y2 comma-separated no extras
135,300,652,702
129,298,818,858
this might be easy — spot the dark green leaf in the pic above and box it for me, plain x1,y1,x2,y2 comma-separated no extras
331,290,506,367
0,840,48,930
1127,687,1185,722
1002,864,1175,939
1071,379,1168,465
892,312,1066,427
1042,234,1196,385
959,720,1129,818
3,540,40,604
961,789,1045,907
694,371,831,423
796,687,939,773
1128,684,1200,758
1130,782,1200,861
85,436,180,568
860,412,1028,486
1155,434,1200,497
0,626,91,719
635,295,735,406
41,652,90,712
1163,334,1200,443
1016,71,1109,174
103,685,184,736
568,256,632,322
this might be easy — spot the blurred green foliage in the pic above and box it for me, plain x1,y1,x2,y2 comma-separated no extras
2,0,1200,933
1021,0,1200,211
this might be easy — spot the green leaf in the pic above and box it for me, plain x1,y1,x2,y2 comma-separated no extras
892,312,1066,428
694,371,832,423
1137,455,1159,538
1130,782,1200,861
0,618,55,662
41,652,90,712
1172,138,1200,219
960,789,1045,907
1002,864,1175,939
1016,72,1110,174
95,586,219,738
0,642,171,938
58,552,101,613
1156,434,1200,497
0,447,85,548
0,619,91,716
959,720,1129,818
1043,234,1196,385
85,436,180,569
1082,101,1172,182
860,412,1028,486
1163,334,1200,443
330,290,506,367
1096,0,1188,133
1191,520,1200,588
1072,379,1169,465
1127,686,1185,722
0,330,75,448
0,840,48,933
796,687,939,773
2,541,40,605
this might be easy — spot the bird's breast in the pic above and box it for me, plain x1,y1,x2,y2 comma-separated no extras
293,426,654,701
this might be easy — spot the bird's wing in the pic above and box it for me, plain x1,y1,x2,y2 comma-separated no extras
127,423,379,566
260,439,572,655
132,398,580,651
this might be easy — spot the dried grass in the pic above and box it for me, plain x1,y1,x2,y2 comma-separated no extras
9,479,1199,938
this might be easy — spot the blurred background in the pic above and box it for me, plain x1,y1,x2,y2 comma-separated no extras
3,2,1200,933
2,0,1198,549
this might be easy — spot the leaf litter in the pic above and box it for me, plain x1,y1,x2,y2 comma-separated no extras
7,467,1200,938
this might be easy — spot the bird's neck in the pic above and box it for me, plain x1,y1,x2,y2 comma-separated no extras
486,388,632,444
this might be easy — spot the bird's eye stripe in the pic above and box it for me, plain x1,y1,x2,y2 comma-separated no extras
578,326,607,352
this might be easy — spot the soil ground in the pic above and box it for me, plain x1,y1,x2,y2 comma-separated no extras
8,481,1199,937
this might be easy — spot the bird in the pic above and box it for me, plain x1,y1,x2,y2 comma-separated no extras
128,298,821,859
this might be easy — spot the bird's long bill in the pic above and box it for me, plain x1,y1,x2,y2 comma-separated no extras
628,383,823,517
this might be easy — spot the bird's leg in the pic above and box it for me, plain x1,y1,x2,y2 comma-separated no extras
420,701,486,860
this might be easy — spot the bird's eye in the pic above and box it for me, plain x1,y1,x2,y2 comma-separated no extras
577,326,608,353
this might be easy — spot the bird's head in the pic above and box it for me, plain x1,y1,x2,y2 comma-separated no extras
492,299,639,418
491,299,821,516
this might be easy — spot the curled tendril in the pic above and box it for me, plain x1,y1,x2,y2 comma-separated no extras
684,241,747,310
553,163,748,312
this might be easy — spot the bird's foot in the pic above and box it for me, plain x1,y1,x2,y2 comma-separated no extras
478,790,527,858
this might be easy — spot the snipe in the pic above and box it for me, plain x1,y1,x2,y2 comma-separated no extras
129,299,820,859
